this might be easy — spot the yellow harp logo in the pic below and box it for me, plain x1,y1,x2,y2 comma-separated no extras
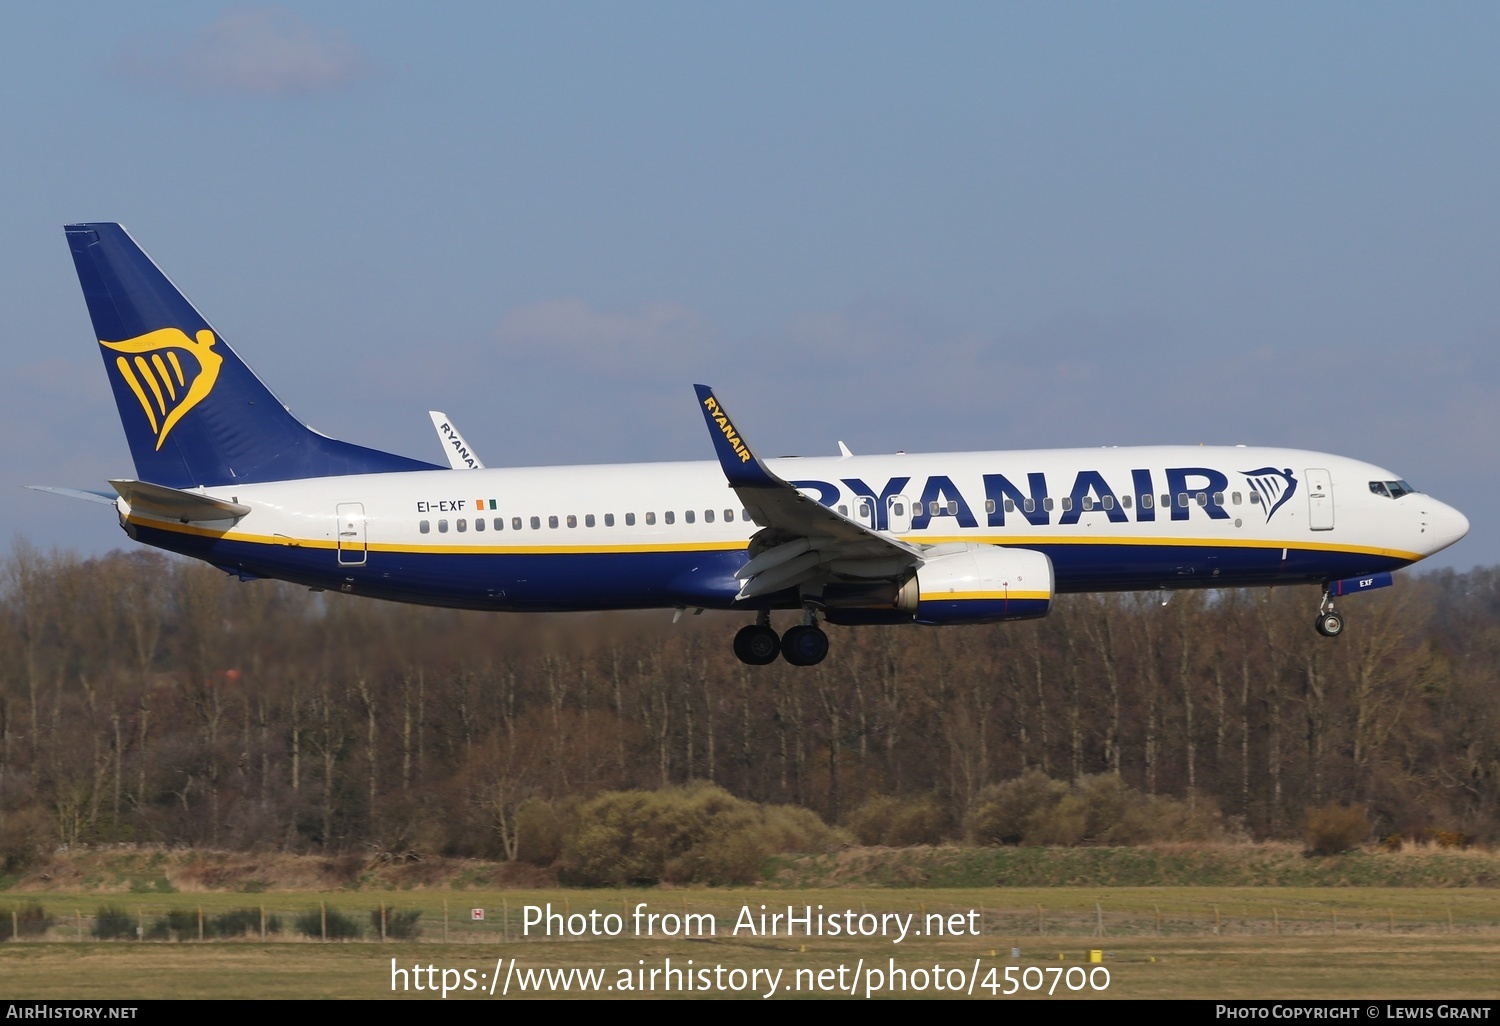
100,328,223,450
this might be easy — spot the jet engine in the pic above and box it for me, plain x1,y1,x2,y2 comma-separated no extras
822,544,1054,626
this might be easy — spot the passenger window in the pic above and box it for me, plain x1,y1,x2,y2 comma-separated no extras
1082,496,1094,511
1122,495,1132,509
1060,497,1073,511
566,515,577,528
605,513,615,526
549,515,559,528
665,511,675,525
947,500,958,515
724,509,734,522
1250,493,1262,505
705,509,715,523
645,512,656,525
984,499,996,514
438,519,449,533
475,518,485,532
1141,494,1153,509
1232,492,1242,505
929,500,940,515
1212,492,1224,506
742,509,749,520
685,510,695,524
1102,495,1114,510
1022,498,1035,513
513,517,523,530
1043,498,1054,511
1196,492,1207,506
419,520,430,534
530,516,540,529
456,518,467,532
585,514,595,527
837,505,847,516
859,501,873,518
1004,499,1014,513
625,513,635,526
1162,494,1172,508
892,502,904,516
495,518,503,530
1177,494,1189,508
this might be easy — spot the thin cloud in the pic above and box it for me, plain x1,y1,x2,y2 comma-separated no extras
117,8,372,96
496,298,713,372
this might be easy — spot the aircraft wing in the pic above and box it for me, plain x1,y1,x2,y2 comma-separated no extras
694,385,921,600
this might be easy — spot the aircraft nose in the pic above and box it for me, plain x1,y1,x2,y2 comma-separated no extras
1419,497,1469,556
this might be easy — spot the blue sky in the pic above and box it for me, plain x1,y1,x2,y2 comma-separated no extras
4,3,1497,570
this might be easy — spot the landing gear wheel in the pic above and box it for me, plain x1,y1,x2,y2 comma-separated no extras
781,624,829,666
733,624,781,665
1315,612,1344,637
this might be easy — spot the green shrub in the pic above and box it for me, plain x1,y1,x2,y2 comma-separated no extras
0,902,52,940
211,907,280,937
92,905,136,941
145,909,202,941
0,809,51,875
559,783,844,886
846,796,948,847
966,770,1070,845
1024,792,1088,846
1304,802,1370,856
295,906,361,940
371,907,422,940
967,772,1233,847
515,798,574,866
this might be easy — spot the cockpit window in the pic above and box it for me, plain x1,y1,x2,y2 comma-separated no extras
1370,480,1416,499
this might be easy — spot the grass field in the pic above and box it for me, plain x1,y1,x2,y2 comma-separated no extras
5,888,1500,999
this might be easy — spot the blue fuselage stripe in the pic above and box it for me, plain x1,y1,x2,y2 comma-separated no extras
133,525,1408,612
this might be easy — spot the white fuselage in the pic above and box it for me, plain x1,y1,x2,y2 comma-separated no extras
116,445,1468,612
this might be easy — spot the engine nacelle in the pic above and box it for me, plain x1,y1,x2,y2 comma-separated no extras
822,545,1054,626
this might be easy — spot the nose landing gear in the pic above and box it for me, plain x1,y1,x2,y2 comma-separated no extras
1315,588,1344,637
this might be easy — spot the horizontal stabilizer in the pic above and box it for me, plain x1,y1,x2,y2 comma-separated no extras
110,479,250,523
25,485,117,505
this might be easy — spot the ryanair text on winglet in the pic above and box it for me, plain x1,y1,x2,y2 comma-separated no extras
702,395,752,464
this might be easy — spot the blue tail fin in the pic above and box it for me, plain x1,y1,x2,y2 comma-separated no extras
65,223,440,488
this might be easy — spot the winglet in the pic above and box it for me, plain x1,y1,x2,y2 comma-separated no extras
693,384,780,488
428,411,485,469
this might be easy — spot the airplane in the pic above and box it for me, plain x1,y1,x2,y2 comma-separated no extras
42,222,1470,666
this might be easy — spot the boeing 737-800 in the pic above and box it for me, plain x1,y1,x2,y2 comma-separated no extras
42,223,1469,666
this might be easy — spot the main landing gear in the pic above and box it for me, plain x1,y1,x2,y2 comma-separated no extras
733,610,829,666
1315,587,1344,638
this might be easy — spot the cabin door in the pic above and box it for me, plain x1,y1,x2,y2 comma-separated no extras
1305,469,1334,531
336,503,368,565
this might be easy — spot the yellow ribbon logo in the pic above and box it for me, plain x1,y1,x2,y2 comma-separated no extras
100,328,223,450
